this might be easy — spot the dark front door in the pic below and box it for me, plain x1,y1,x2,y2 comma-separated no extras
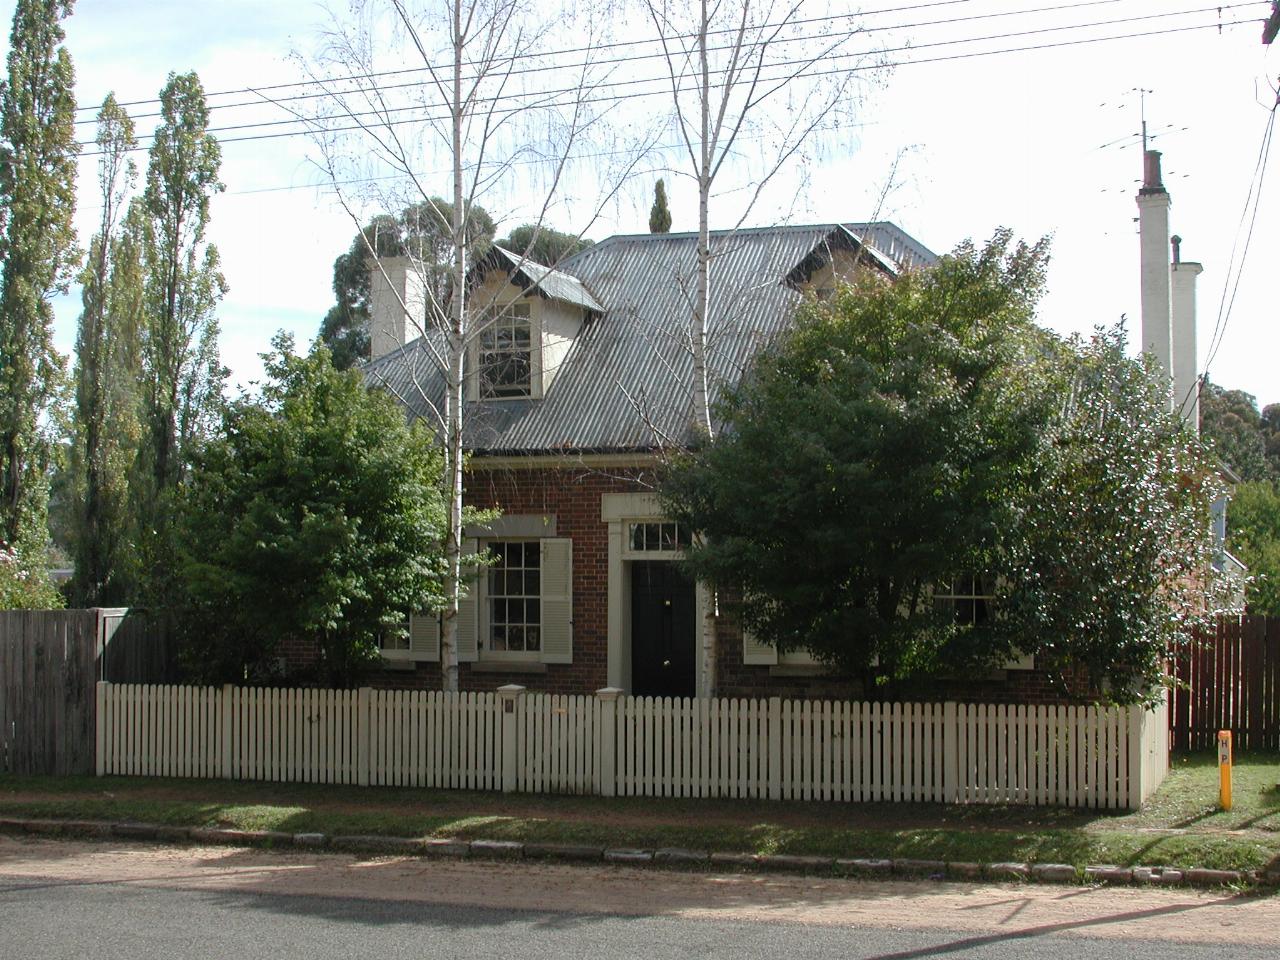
630,561,696,698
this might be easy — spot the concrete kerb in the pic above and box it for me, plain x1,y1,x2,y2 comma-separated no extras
0,817,1266,888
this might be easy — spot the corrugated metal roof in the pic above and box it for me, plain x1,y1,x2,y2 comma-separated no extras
483,246,605,312
366,222,935,454
843,222,937,271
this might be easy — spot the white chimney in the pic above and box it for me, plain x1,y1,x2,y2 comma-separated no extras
368,256,427,360
1136,150,1173,410
1170,234,1202,433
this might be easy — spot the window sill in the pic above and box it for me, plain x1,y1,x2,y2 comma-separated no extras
473,660,548,675
769,664,829,678
380,657,417,672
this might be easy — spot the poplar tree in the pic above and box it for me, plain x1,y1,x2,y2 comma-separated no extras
137,71,226,598
69,96,143,605
648,178,672,234
0,0,78,558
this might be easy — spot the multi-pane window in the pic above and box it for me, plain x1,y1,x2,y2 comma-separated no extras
486,541,541,653
933,574,993,627
478,303,532,398
627,521,689,553
379,621,411,655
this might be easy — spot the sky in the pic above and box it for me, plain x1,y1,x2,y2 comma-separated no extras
3,0,1277,408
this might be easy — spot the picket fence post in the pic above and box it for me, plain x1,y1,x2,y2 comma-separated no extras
95,681,107,777
942,701,958,803
596,687,623,798
1126,704,1144,810
220,684,234,779
357,687,372,787
767,697,782,800
497,685,527,793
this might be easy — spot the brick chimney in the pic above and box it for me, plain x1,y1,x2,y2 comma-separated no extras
367,256,427,360
1170,235,1203,433
1136,149,1173,411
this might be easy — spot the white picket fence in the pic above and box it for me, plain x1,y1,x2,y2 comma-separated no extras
95,682,1169,809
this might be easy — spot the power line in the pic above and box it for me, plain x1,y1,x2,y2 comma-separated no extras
71,0,1133,127
75,7,1260,156
1200,88,1278,384
94,2,1245,146
71,0,994,114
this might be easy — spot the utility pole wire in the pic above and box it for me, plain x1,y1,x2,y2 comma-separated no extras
1198,86,1277,390
71,0,1136,126
73,10,1261,157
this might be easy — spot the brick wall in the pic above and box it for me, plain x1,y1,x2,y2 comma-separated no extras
713,614,1084,704
282,462,652,695
280,458,1090,705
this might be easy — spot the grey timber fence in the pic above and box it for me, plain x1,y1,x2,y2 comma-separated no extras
1,608,176,775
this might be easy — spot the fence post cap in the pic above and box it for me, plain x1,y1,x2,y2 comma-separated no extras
595,687,624,701
496,684,527,699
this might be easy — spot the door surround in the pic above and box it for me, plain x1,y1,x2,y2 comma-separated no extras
601,492,709,695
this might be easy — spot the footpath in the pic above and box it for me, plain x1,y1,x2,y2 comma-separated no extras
1,752,1278,889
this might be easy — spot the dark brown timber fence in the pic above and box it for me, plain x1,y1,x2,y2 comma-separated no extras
1169,614,1280,753
1,608,176,775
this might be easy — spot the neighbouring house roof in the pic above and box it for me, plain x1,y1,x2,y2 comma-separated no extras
365,221,936,456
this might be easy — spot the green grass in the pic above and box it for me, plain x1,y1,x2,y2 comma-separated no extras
3,751,1278,873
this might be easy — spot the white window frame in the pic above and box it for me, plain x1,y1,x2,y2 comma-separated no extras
932,574,1034,670
478,538,543,663
932,573,995,628
378,620,414,661
476,301,534,399
620,520,690,560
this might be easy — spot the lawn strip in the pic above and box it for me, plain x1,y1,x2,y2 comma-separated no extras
1,795,1276,872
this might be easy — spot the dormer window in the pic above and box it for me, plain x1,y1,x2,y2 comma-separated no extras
478,302,532,398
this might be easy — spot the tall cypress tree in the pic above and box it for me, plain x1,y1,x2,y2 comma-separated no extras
70,95,143,605
0,0,78,556
648,178,672,234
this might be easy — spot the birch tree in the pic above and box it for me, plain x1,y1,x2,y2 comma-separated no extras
301,0,653,691
642,0,875,694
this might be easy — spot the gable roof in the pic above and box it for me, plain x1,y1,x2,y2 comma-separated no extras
475,245,605,313
366,222,936,456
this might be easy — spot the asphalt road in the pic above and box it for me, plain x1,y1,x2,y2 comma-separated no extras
1,838,1277,960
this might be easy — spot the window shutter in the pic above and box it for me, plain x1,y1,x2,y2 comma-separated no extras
742,626,778,666
1004,651,1035,671
408,612,440,662
539,537,573,664
455,538,479,663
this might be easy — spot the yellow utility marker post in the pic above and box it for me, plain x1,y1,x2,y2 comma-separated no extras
1218,730,1233,812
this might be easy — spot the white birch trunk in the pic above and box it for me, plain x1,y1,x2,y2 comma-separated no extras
439,0,468,693
695,0,716,697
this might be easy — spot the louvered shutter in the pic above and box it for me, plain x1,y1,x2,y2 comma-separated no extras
539,537,573,664
742,626,778,666
455,538,479,662
1003,651,1035,670
408,612,440,661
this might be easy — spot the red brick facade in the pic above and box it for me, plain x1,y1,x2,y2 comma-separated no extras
278,456,1085,704
354,462,649,695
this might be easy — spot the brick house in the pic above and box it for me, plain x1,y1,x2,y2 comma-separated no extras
358,222,1043,700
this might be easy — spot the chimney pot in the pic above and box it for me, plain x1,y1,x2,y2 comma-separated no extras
1141,150,1166,193
1171,235,1182,264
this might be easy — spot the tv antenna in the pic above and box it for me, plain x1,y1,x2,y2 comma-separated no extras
1134,87,1153,153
